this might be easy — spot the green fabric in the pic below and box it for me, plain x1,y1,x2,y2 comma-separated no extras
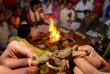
103,42,110,60
107,29,110,37
40,65,49,74
9,36,50,56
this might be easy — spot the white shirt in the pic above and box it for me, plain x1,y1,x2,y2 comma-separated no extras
42,3,52,15
75,1,93,20
61,8,75,29
89,0,94,5
29,9,44,23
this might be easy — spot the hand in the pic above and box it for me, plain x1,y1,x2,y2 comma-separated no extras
1,41,36,59
74,58,110,74
72,45,95,58
73,58,102,74
77,45,95,56
0,41,39,74
73,45,103,68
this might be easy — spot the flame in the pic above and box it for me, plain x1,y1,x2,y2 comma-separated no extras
49,18,61,43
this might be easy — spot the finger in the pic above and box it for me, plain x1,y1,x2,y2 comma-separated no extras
1,41,36,59
1,58,38,69
85,56,102,68
1,66,39,74
72,51,86,57
74,58,99,74
19,41,36,58
78,45,94,52
14,41,36,59
73,66,84,74
78,45,95,56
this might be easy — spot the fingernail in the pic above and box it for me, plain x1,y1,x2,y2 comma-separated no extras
28,59,39,66
28,59,32,66
32,60,39,66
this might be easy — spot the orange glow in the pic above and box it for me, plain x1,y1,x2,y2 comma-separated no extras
49,18,61,43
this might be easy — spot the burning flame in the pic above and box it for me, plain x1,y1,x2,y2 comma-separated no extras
49,18,61,43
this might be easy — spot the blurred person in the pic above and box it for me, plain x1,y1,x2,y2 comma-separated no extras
105,0,110,19
103,0,110,20
0,41,39,74
75,0,93,20
8,7,22,36
0,10,9,50
9,24,50,57
8,7,22,28
42,0,53,15
70,0,79,6
88,0,94,5
80,10,100,33
93,0,103,19
90,11,100,31
58,0,66,10
52,0,61,24
21,7,31,24
29,0,44,25
60,2,75,29
70,0,80,9
80,10,92,32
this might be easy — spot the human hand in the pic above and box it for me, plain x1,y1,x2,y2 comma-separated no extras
0,41,39,74
72,45,95,58
73,58,101,74
72,45,103,68
1,41,36,59
74,58,110,74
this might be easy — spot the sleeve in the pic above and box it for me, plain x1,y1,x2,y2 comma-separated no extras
75,3,80,11
89,2,93,11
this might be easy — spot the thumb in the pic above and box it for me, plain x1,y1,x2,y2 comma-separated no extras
1,58,38,69
74,66,84,74
74,58,99,74
1,66,39,74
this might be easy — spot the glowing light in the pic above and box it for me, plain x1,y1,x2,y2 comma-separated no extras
49,18,61,43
